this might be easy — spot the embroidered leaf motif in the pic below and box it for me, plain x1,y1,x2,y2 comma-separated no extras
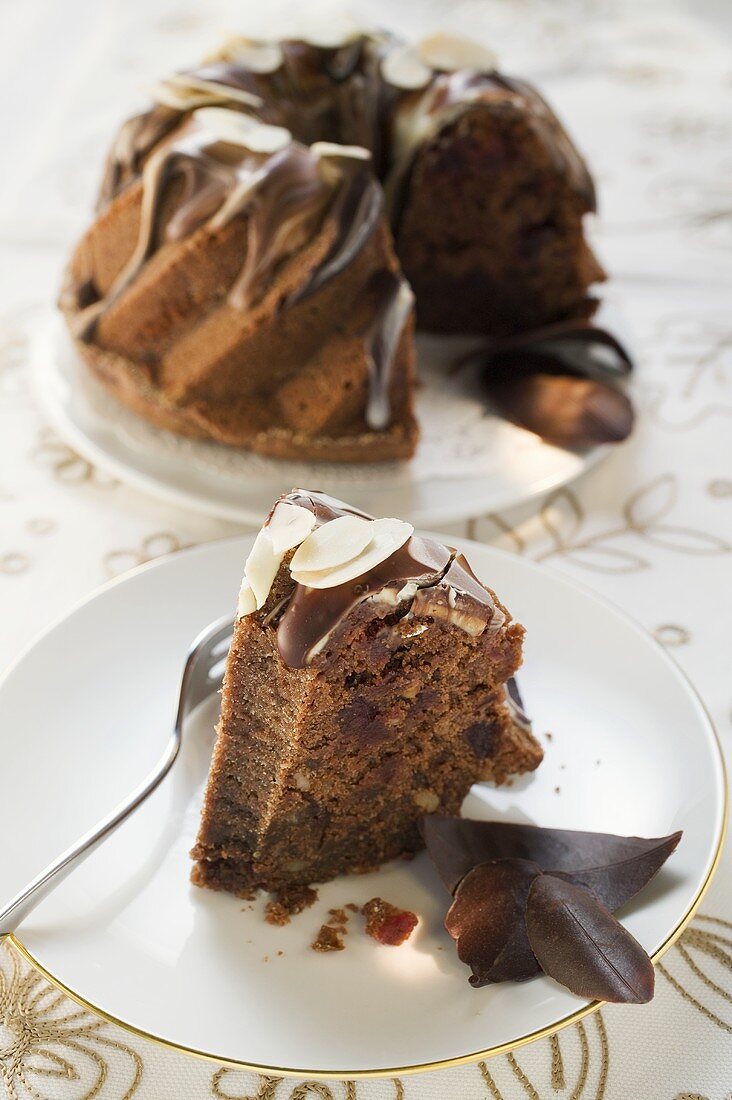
563,544,649,573
624,474,677,529
526,874,655,1003
540,488,584,549
641,524,731,555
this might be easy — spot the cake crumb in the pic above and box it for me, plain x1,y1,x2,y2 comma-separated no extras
545,732,553,742
311,924,346,952
264,901,291,926
345,903,359,913
554,785,561,794
362,898,418,946
276,950,284,957
265,885,319,926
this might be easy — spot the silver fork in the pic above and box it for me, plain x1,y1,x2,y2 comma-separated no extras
0,614,233,938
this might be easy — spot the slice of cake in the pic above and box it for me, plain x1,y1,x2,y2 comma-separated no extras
191,489,542,899
388,66,604,336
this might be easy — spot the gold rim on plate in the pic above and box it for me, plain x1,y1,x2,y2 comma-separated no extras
1,538,728,1080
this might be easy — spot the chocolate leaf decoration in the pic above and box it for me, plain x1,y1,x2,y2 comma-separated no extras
485,374,634,449
551,830,682,912
420,817,682,900
445,860,542,986
526,874,654,1004
458,314,633,391
488,311,634,374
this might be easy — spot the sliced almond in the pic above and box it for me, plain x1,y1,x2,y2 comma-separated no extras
152,81,224,111
237,578,257,618
242,528,280,610
290,515,375,572
165,73,263,108
293,14,364,49
418,32,497,73
224,38,284,73
311,141,372,161
266,502,317,555
291,518,413,589
192,107,291,153
381,45,432,90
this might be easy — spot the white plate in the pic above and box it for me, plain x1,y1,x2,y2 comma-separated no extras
0,536,725,1078
30,313,607,527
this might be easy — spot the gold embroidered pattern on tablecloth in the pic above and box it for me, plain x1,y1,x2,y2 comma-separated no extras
658,915,732,1034
210,1077,401,1099
0,941,142,1099
477,1014,608,1100
479,477,730,574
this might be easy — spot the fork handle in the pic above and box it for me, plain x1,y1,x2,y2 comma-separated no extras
0,730,180,938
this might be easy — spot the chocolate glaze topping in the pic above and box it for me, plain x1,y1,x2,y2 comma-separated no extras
261,490,502,668
287,157,384,304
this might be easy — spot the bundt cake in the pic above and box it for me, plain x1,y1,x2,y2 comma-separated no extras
191,488,542,899
60,29,603,463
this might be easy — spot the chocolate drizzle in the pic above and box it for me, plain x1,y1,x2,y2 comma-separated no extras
276,534,451,667
362,271,414,430
213,145,337,311
287,158,384,304
73,120,357,341
262,490,502,668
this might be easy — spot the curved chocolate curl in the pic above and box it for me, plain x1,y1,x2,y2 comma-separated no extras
487,373,634,449
445,859,543,985
526,874,654,1004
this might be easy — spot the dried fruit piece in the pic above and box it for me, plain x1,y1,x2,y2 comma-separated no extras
526,874,654,1003
362,897,418,946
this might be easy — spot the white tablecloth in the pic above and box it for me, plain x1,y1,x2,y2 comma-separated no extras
1,0,731,1096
